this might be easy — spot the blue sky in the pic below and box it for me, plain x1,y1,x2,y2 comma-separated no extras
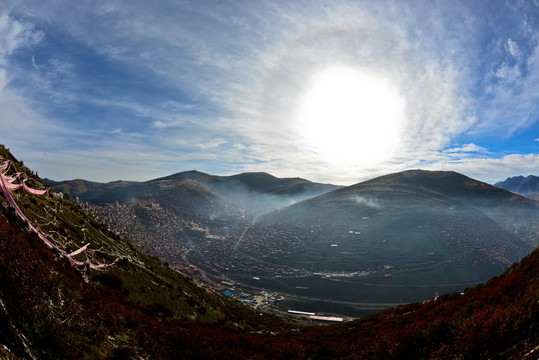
2,0,539,185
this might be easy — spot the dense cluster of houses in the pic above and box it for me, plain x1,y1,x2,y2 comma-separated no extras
428,213,533,266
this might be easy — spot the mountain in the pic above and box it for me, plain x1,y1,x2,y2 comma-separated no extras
153,170,339,196
338,170,539,236
44,178,138,197
145,170,342,215
45,171,340,272
47,170,341,218
495,174,539,195
230,170,538,312
51,168,539,317
3,145,539,359
261,169,539,248
222,172,338,196
47,177,241,220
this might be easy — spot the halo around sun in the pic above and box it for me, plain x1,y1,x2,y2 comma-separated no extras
295,66,406,167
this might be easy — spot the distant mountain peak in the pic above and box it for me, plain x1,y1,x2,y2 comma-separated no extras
495,174,539,195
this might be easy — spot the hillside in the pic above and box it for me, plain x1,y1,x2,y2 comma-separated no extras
46,177,239,220
2,146,539,358
48,170,341,218
332,170,539,239
50,168,539,318
294,247,539,359
44,171,341,279
152,170,340,196
260,169,539,254
0,145,291,359
231,170,538,314
44,178,137,198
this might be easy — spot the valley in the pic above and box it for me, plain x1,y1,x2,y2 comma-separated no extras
59,169,538,318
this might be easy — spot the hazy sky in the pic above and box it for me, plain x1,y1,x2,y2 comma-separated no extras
2,0,539,185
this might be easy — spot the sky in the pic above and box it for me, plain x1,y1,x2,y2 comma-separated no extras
2,0,539,185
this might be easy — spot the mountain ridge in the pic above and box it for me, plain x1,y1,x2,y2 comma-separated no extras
46,170,342,218
270,169,539,233
238,169,537,307
495,174,539,195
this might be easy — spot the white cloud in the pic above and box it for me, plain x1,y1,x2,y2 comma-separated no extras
0,68,6,91
507,38,520,58
196,138,227,150
21,2,470,184
492,40,523,83
152,121,168,129
0,10,42,92
0,11,42,63
478,42,539,136
496,64,521,82
445,143,489,154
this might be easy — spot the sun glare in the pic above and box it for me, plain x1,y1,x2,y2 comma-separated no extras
296,66,406,167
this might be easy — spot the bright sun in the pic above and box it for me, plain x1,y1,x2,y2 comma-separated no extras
296,66,406,167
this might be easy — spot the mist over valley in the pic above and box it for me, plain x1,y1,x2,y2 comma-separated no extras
48,169,539,317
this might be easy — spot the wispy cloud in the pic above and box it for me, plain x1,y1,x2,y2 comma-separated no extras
444,143,490,155
0,10,42,64
2,1,539,185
